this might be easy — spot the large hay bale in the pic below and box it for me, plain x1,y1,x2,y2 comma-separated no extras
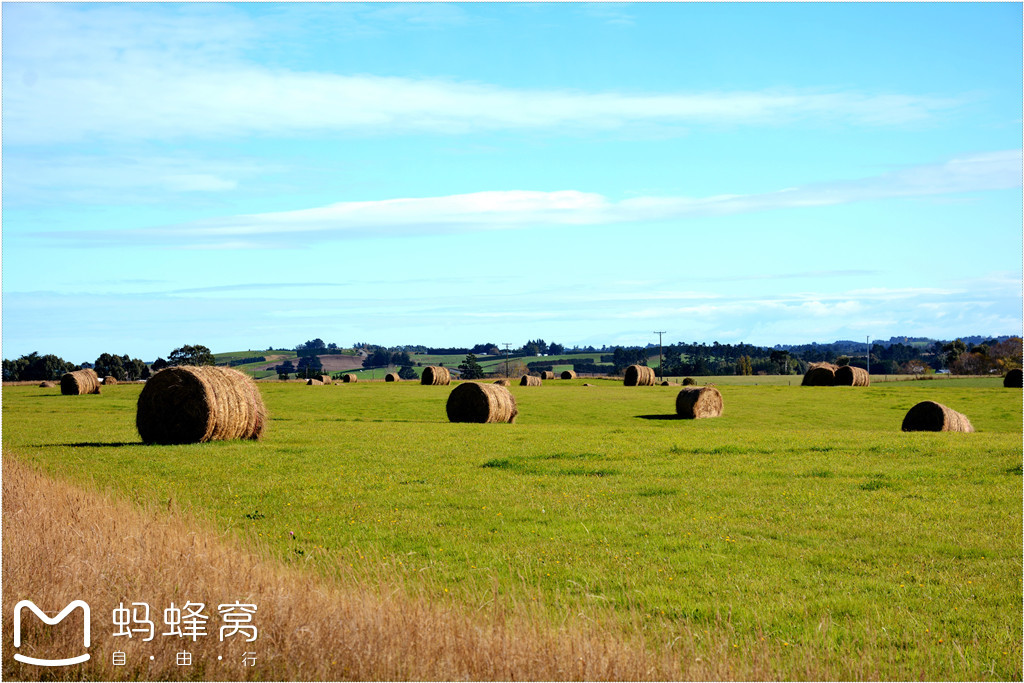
306,378,323,386
682,377,696,386
493,379,511,386
446,382,518,423
136,366,267,444
520,375,542,386
102,376,118,385
61,369,101,395
421,366,451,385
623,365,655,386
901,401,974,433
675,386,723,419
385,372,400,382
834,365,870,387
540,371,556,380
341,374,357,383
39,381,55,388
801,362,838,387
560,370,577,380
319,374,332,385
1004,368,1023,388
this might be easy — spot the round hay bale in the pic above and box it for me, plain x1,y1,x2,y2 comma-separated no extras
583,383,593,386
493,379,511,386
834,365,870,387
1004,368,1023,388
61,369,101,395
306,378,323,386
319,374,332,385
802,362,838,387
520,375,542,386
540,371,556,380
446,382,518,424
136,366,267,444
676,386,723,419
341,374,357,383
39,381,55,388
661,381,671,386
901,401,974,433
385,372,400,382
560,370,577,380
102,376,118,385
421,366,451,386
623,365,656,386
682,377,696,386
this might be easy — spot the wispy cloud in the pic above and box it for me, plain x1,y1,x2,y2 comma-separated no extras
38,150,1020,249
3,4,963,145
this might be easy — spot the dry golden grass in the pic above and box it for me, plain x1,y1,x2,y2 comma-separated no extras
1,459,730,680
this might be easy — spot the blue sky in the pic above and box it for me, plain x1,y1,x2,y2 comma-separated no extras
3,2,1021,363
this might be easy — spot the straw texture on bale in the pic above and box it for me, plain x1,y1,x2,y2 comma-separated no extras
682,377,696,386
445,382,519,424
834,365,870,387
319,374,332,385
540,371,556,380
1004,368,1023,388
493,379,511,386
901,401,974,433
306,378,324,386
802,362,838,387
623,365,656,386
136,366,267,444
421,366,451,385
520,375,542,386
675,386,724,419
39,381,55,388
61,369,101,395
385,372,400,382
560,370,577,379
102,376,118,385
342,374,357,383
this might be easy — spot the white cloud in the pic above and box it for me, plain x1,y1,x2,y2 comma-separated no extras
40,150,1020,248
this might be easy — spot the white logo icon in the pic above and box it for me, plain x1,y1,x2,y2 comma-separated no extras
13,600,91,666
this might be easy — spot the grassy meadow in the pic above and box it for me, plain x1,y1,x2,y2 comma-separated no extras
2,377,1021,679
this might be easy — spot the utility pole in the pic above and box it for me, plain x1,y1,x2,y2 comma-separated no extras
502,343,512,378
653,331,666,382
866,335,870,375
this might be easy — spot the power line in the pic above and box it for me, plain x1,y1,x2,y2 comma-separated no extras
654,331,666,382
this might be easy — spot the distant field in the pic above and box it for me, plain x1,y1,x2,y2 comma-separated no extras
3,378,1020,679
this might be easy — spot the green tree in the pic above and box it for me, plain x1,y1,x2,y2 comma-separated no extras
735,355,753,376
168,344,215,367
276,360,296,380
397,365,418,380
458,353,485,380
94,353,127,380
296,355,323,378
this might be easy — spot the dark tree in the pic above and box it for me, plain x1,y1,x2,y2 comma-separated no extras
94,353,127,381
296,355,323,378
398,365,418,380
168,344,215,366
458,353,485,380
275,360,296,380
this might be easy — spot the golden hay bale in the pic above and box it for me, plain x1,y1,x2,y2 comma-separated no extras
901,401,974,433
560,370,577,379
675,386,723,419
446,382,519,424
623,365,655,386
682,377,696,386
540,371,556,380
306,378,324,386
661,381,671,386
583,383,593,386
319,374,332,385
493,379,511,386
802,362,838,387
1004,369,1023,388
520,375,542,386
61,369,101,395
834,365,870,387
421,366,451,385
136,366,267,444
342,374,358,383
39,381,55,388
385,372,400,382
102,376,118,385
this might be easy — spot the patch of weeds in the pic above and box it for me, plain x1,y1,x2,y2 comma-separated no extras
803,469,834,478
635,486,677,497
544,452,604,461
807,446,835,453
1004,464,1022,476
558,467,619,477
859,475,894,491
481,458,539,475
243,510,265,520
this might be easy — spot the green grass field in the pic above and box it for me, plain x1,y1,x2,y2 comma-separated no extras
3,379,1021,678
